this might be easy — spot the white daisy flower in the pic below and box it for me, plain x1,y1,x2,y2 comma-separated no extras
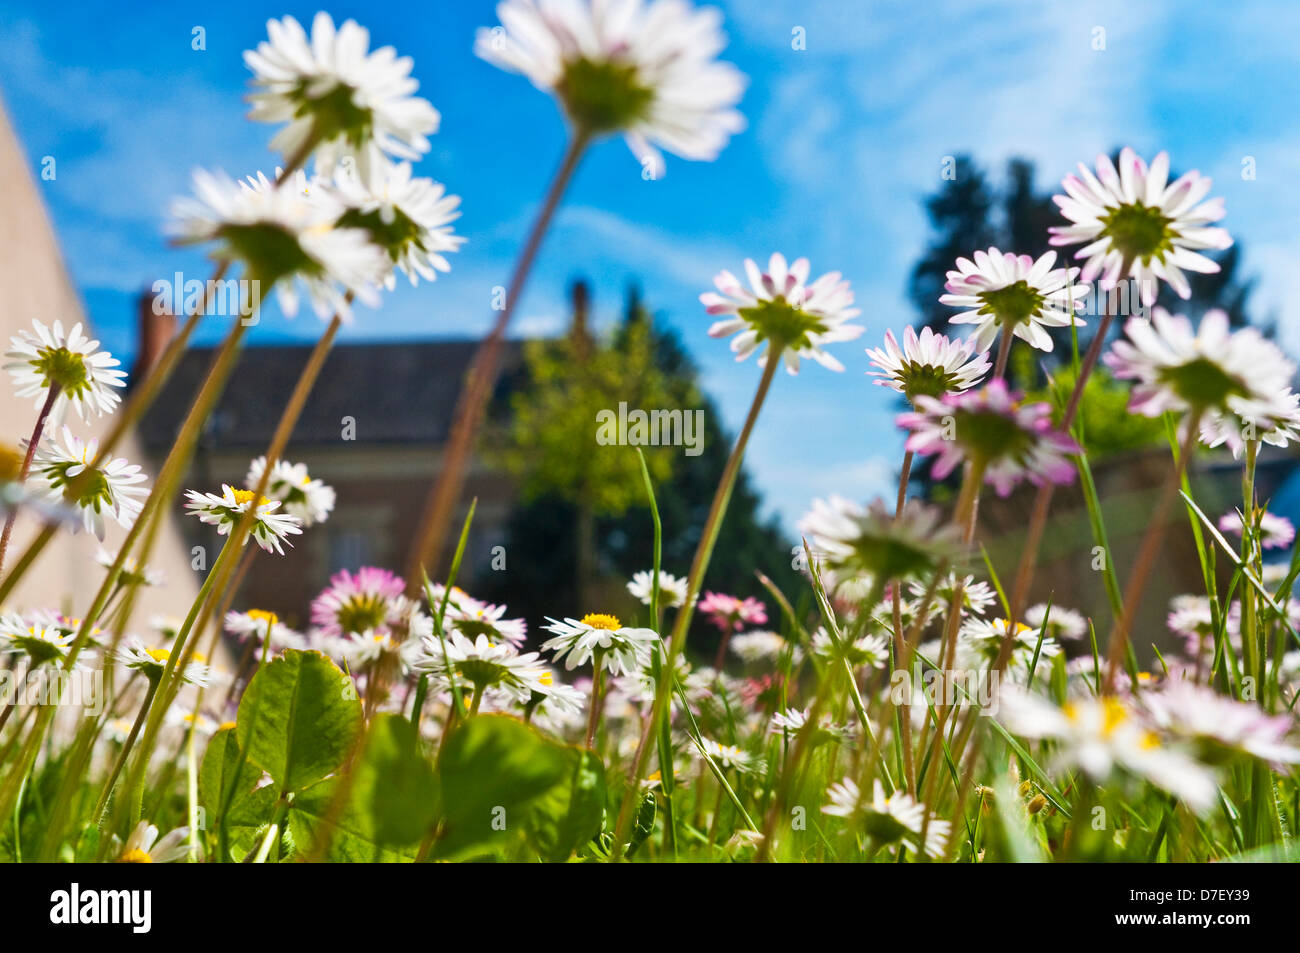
697,737,755,773
626,569,690,608
168,168,387,320
115,637,212,687
542,612,660,676
1217,509,1296,551
868,595,923,633
245,456,335,527
528,669,587,719
1165,595,1217,655
30,427,148,541
799,495,960,582
223,609,306,652
444,599,528,649
95,547,162,588
333,150,464,288
1141,681,1300,766
5,319,126,423
115,819,195,863
823,777,949,859
0,620,76,667
528,680,589,738
1024,603,1089,642
413,631,552,705
1049,148,1232,305
811,627,889,670
898,380,1080,498
1106,308,1294,424
165,708,221,739
102,716,135,745
150,615,184,641
769,706,850,743
958,617,1060,672
909,572,997,618
476,0,746,177
703,253,863,373
244,12,440,172
336,630,399,669
866,326,990,402
1200,387,1300,458
0,442,76,529
996,687,1217,814
423,582,485,617
729,630,789,664
183,484,303,555
940,248,1088,353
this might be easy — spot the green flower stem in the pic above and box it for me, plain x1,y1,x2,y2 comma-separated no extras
1102,412,1201,694
0,143,311,604
91,675,159,829
139,308,345,697
185,711,201,861
100,303,344,836
0,382,60,578
1240,439,1262,692
944,280,1133,812
117,534,238,831
0,153,312,618
585,649,608,750
0,259,266,824
404,131,591,590
992,326,1013,381
1000,254,1133,637
917,459,984,837
612,349,782,858
250,798,290,863
891,450,918,792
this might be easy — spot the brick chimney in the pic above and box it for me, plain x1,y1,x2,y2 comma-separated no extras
131,285,176,389
569,278,591,360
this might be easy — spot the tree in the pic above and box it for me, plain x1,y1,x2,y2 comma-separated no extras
494,280,686,608
481,283,802,659
906,153,1258,494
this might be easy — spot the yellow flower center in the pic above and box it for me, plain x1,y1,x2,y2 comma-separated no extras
118,848,152,863
230,488,268,507
0,443,23,483
1101,698,1129,737
146,648,170,663
247,609,279,627
219,721,237,731
580,613,622,631
538,671,553,686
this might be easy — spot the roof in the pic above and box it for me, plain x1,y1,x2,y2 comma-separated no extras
136,338,526,450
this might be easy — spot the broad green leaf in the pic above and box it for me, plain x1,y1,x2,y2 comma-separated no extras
349,714,439,846
199,727,279,860
626,789,657,858
435,715,569,859
524,746,605,862
236,649,363,794
288,778,419,863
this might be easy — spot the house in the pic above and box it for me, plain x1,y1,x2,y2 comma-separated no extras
0,99,198,622
134,313,525,629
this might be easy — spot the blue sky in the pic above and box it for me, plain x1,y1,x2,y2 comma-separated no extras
2,0,1299,530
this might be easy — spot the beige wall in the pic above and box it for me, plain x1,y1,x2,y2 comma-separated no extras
0,97,199,622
